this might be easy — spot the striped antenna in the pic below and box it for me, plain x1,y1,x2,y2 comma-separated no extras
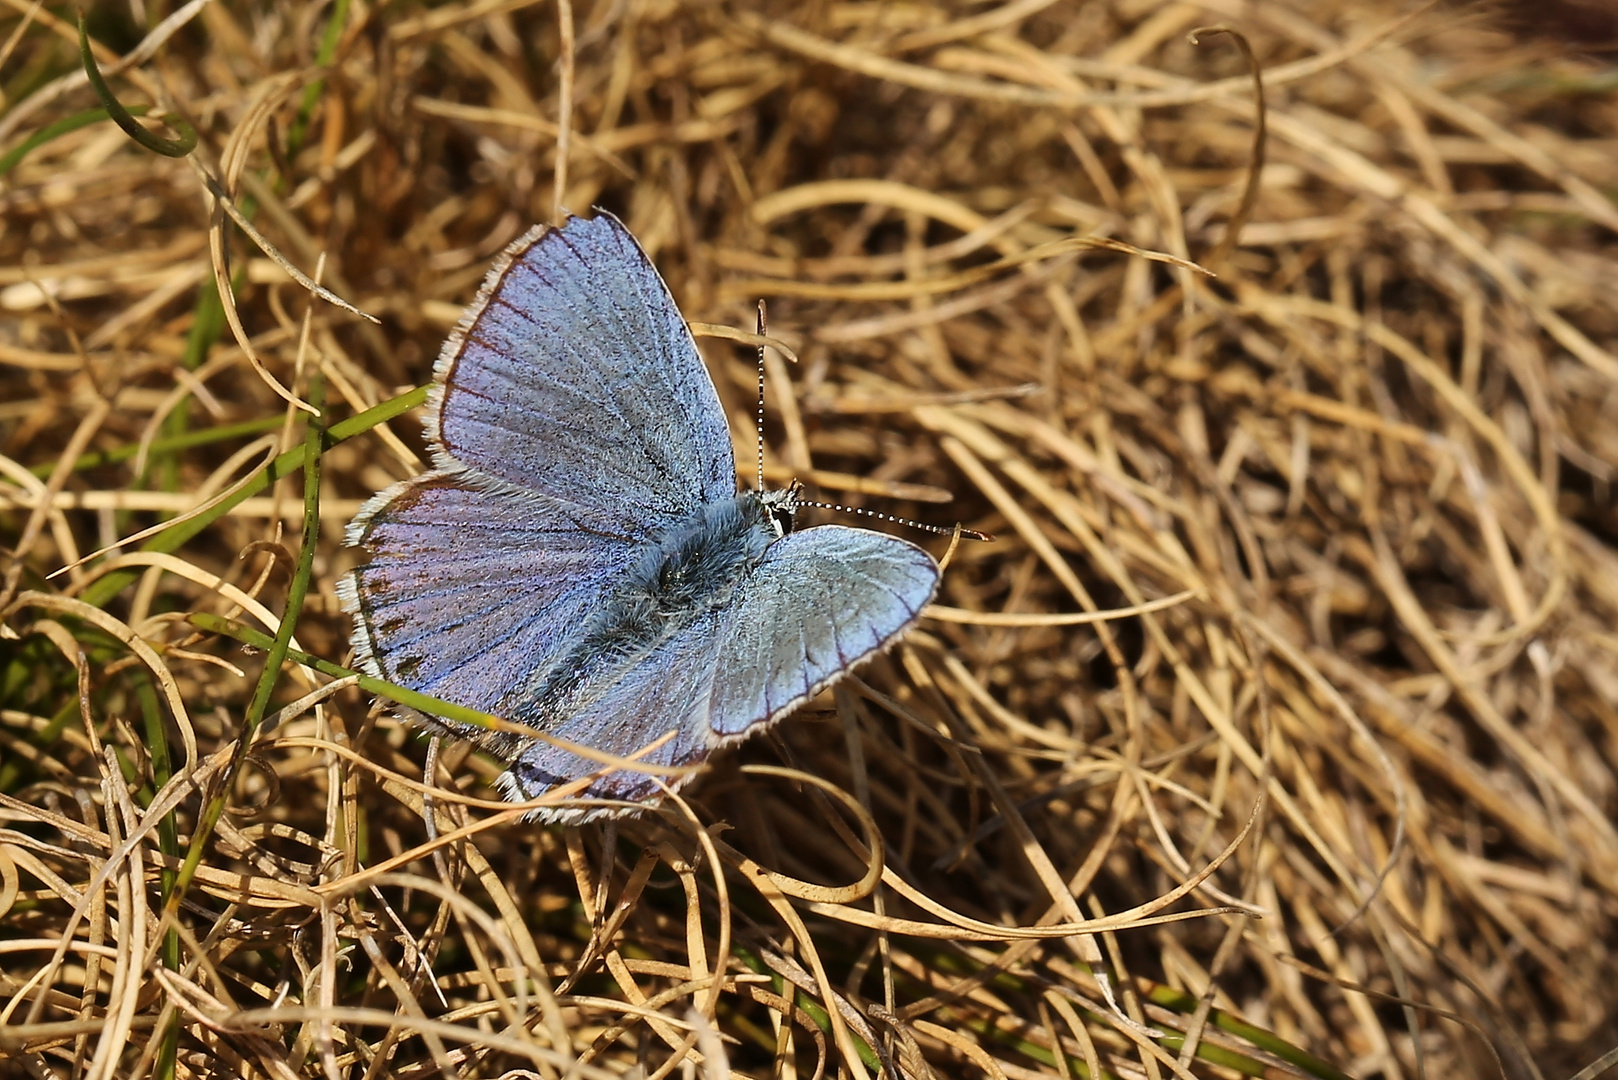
754,297,992,542
755,299,767,495
796,497,995,542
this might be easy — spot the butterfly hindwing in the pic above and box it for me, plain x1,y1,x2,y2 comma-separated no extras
499,609,726,816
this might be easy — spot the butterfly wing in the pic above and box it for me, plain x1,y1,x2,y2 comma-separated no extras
339,473,639,732
499,609,726,820
429,213,736,537
709,525,940,738
488,526,938,819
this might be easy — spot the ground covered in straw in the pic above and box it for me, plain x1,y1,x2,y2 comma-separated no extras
4,0,1618,1077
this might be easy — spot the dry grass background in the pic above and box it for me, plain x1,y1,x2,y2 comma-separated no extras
3,0,1618,1077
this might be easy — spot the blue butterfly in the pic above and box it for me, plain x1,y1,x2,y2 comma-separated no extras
338,212,940,821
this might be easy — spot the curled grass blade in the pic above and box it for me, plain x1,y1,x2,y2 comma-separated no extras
77,13,196,159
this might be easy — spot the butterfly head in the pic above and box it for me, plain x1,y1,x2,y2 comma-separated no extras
758,479,803,540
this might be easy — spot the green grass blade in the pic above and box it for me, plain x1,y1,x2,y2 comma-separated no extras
76,386,427,611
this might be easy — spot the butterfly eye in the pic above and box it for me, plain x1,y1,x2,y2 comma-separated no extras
658,555,682,590
758,483,800,539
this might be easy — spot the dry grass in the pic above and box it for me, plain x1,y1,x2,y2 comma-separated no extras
4,0,1618,1077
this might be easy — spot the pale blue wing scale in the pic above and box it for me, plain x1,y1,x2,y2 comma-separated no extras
340,473,637,722
431,213,736,536
709,525,940,737
500,609,725,816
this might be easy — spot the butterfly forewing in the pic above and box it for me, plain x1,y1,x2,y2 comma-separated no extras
500,609,726,814
709,525,940,737
341,474,639,728
431,214,737,536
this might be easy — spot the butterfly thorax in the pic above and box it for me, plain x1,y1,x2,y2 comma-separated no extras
502,491,784,724
632,493,777,617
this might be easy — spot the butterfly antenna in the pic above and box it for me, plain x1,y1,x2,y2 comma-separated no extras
755,299,767,495
751,299,988,541
796,497,995,542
